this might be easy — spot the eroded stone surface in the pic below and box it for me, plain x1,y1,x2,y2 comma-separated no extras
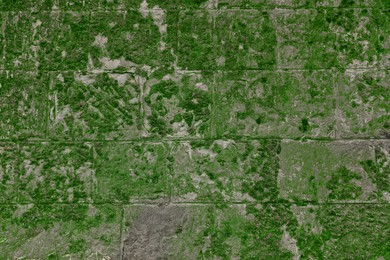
279,140,377,202
0,1,388,258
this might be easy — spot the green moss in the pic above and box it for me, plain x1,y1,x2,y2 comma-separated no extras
48,72,142,140
18,143,93,203
171,140,281,202
93,142,170,202
0,0,31,11
326,166,363,200
299,118,310,133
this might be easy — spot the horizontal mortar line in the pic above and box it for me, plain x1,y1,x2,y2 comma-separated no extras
175,68,390,73
0,202,387,206
2,68,388,74
169,201,389,206
1,7,389,13
86,7,390,12
0,136,389,144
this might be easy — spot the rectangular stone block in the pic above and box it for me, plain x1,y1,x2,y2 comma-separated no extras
18,142,94,203
142,71,213,139
1,12,51,70
0,71,48,140
46,11,89,71
0,143,19,203
2,11,89,71
48,71,142,141
89,10,176,73
170,139,281,202
273,8,382,69
278,140,377,202
374,140,390,203
336,69,389,138
376,9,390,69
215,10,277,70
213,70,338,138
176,10,217,70
292,204,389,259
177,10,277,70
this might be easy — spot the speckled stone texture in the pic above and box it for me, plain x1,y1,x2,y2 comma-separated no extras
0,0,389,259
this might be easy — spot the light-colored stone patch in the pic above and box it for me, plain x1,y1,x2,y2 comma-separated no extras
143,78,160,96
195,82,208,92
74,73,96,85
231,191,255,202
216,56,226,66
31,19,43,70
14,224,65,259
138,1,167,35
51,105,71,127
67,187,74,202
56,73,64,82
139,0,149,18
138,0,168,45
95,57,138,72
13,59,22,67
93,34,108,48
170,122,190,137
21,159,44,190
108,73,130,87
196,148,218,160
291,205,322,235
77,162,97,196
201,0,218,8
151,7,167,35
281,226,300,260
314,0,341,7
191,172,215,189
13,204,34,218
178,192,198,201
215,140,235,149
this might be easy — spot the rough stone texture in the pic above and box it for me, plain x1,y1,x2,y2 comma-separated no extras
0,0,388,259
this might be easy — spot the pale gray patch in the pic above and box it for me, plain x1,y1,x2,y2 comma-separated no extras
281,226,300,260
93,34,108,48
122,205,188,260
139,0,149,18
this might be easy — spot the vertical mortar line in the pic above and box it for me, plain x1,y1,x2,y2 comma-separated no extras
333,69,341,140
168,9,179,206
44,9,54,141
138,10,146,138
45,70,52,141
166,140,173,205
119,203,125,260
86,8,92,74
210,9,217,140
1,12,6,70
374,8,382,71
46,10,58,142
88,135,94,205
372,139,381,203
15,140,21,205
270,7,281,70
